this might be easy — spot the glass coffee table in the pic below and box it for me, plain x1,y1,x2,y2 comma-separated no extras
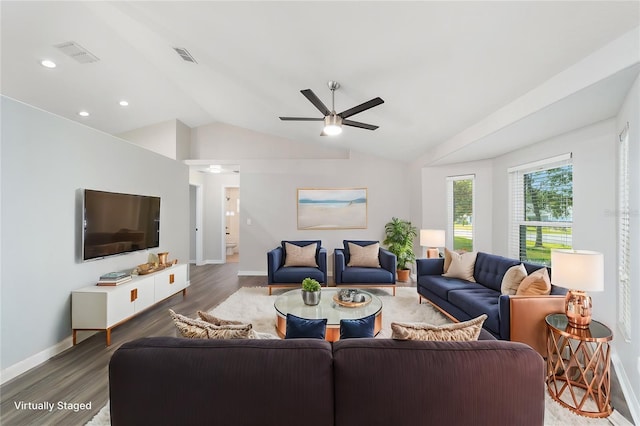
274,288,383,341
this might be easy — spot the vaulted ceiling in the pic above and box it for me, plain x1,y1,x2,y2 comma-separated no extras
2,1,639,164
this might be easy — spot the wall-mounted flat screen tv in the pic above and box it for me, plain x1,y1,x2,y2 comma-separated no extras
83,189,161,261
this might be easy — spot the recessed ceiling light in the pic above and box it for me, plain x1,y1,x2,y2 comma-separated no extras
40,59,56,69
119,100,129,107
78,111,90,117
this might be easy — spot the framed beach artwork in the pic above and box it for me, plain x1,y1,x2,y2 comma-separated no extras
297,188,367,230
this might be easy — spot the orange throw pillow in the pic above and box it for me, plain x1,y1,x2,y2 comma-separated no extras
516,267,551,296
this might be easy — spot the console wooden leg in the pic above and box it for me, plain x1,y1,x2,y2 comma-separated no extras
73,330,77,345
182,288,187,297
106,329,111,346
269,287,272,296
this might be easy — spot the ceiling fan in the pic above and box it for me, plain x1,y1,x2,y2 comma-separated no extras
279,81,384,136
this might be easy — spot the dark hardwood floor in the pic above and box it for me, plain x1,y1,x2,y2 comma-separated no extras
1,263,633,425
0,263,263,426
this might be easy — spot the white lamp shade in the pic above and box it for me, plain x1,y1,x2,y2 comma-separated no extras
551,249,604,292
420,229,445,248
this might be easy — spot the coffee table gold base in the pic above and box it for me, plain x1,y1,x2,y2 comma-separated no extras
276,311,382,341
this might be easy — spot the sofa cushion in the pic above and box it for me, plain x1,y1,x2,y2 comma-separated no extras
419,275,478,301
391,314,487,341
273,267,325,284
283,241,318,267
347,242,381,268
285,314,327,339
474,252,520,292
447,288,501,335
340,314,376,339
343,240,379,264
517,267,552,296
169,310,254,339
501,263,528,295
443,251,477,281
341,267,394,284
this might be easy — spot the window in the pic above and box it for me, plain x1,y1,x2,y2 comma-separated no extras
509,154,573,265
447,175,474,251
618,123,631,341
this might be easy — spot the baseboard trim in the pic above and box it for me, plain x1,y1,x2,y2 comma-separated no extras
205,259,224,265
611,351,640,425
1,336,73,385
238,270,266,276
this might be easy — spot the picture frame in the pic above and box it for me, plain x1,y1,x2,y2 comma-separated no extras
297,188,367,230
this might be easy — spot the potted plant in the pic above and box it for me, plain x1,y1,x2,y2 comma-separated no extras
383,217,417,282
301,277,321,305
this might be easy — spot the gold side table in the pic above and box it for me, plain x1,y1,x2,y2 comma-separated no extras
545,313,613,418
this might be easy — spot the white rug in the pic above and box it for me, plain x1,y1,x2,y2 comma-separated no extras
87,286,616,426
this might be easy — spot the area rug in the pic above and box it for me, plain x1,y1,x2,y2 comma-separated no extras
86,286,617,426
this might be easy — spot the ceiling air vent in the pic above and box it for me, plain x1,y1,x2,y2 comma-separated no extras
173,47,197,63
54,41,99,64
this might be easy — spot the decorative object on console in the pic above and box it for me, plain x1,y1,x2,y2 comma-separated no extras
391,314,487,341
420,229,445,258
551,249,604,329
301,277,321,305
157,252,169,266
383,217,418,282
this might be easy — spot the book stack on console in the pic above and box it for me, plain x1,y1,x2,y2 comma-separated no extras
97,271,132,286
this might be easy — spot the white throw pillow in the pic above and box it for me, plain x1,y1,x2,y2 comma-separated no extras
501,263,528,295
347,242,381,268
283,242,318,267
442,251,477,282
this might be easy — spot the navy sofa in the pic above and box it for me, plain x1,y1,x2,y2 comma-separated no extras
267,240,327,295
334,240,397,295
110,336,545,426
417,252,566,356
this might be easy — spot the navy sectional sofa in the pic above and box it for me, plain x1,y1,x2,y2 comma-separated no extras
417,252,567,355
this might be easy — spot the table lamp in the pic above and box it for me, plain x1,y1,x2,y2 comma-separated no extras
420,229,445,258
551,249,604,329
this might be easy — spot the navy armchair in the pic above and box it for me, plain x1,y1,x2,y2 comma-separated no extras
334,240,397,295
267,240,327,295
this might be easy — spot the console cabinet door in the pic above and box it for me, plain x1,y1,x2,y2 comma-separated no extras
106,285,136,326
132,276,155,312
154,265,187,301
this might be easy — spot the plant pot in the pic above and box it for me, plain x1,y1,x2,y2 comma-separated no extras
301,290,321,306
396,269,411,282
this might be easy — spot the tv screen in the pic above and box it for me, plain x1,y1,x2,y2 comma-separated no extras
83,189,161,261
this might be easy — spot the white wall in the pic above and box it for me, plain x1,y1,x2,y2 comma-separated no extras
0,97,190,374
420,160,494,253
615,74,640,415
119,119,191,160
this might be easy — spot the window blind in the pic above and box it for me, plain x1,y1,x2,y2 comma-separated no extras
618,123,631,341
508,154,573,264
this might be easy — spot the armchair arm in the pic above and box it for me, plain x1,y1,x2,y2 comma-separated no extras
334,249,346,284
267,247,284,284
379,248,397,274
317,248,328,284
416,258,444,276
509,295,566,357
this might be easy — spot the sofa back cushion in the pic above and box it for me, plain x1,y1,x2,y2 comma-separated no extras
110,337,334,426
332,339,545,426
474,252,520,292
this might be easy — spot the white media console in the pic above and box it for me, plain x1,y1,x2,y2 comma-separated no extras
72,263,188,346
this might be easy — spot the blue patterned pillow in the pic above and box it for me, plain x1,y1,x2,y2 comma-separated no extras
285,314,327,339
340,314,376,339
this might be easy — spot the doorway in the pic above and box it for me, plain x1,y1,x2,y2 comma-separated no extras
224,186,240,263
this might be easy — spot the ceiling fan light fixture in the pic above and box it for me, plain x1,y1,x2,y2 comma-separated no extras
323,114,343,136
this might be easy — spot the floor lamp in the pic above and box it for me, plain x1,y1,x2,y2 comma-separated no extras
420,229,445,258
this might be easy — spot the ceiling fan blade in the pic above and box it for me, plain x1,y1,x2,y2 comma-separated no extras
339,97,384,119
279,117,324,121
343,119,379,131
301,89,331,116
